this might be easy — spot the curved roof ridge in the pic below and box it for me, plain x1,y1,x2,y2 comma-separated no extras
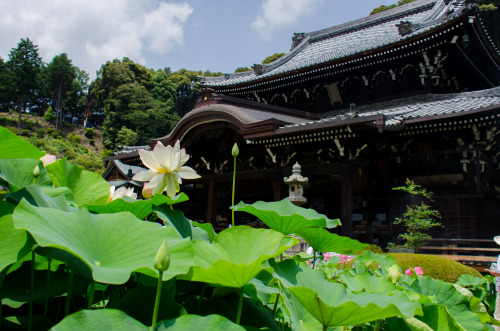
306,0,436,43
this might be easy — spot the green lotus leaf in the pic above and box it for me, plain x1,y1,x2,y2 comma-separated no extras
338,271,398,293
352,250,400,273
0,207,33,273
191,220,217,243
401,276,486,330
272,260,421,328
154,205,213,242
45,158,110,206
0,159,52,192
294,227,368,254
86,193,189,220
157,314,245,330
0,126,45,159
52,309,147,331
154,205,192,239
281,288,324,331
180,226,298,288
7,184,73,211
231,199,340,235
245,270,280,307
13,199,194,284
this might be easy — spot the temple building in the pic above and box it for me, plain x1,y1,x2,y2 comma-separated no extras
104,0,500,245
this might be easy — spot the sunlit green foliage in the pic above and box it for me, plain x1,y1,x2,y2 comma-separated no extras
0,127,496,330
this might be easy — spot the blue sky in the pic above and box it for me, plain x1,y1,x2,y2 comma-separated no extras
0,0,396,80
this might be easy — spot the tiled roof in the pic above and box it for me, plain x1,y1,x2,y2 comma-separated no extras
201,0,471,87
279,87,500,132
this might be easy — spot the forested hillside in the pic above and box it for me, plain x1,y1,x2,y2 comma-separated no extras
0,38,220,156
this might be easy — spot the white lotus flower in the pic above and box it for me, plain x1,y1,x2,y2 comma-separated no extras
132,140,200,198
109,186,137,201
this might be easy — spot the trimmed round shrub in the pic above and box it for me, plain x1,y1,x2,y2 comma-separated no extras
390,253,482,283
353,244,383,255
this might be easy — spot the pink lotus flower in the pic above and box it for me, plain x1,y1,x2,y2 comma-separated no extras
414,266,424,276
40,154,56,166
340,254,352,263
323,252,331,261
405,268,413,275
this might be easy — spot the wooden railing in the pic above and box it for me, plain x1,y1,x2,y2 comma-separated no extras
418,238,500,272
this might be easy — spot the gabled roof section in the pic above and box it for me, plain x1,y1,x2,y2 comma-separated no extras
153,92,319,145
102,159,147,180
201,0,474,88
277,86,500,134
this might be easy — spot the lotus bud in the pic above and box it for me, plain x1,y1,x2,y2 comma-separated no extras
231,143,239,157
154,240,170,272
405,268,413,275
33,165,40,177
387,265,401,283
142,182,153,199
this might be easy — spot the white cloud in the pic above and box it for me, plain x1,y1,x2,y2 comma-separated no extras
0,0,193,79
252,0,323,39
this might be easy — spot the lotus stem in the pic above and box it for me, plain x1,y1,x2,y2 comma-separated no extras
272,293,280,317
0,269,8,330
87,280,96,310
28,250,35,331
65,269,74,317
312,251,317,269
44,258,51,315
152,270,163,328
197,284,208,314
236,287,244,325
231,155,237,227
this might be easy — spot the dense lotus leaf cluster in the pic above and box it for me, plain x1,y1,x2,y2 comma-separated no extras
0,126,498,330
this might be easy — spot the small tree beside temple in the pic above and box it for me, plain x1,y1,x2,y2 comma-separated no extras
393,179,442,252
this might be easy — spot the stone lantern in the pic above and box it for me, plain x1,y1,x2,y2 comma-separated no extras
284,162,308,206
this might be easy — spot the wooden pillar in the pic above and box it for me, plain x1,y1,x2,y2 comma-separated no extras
206,176,216,224
272,178,281,201
341,166,353,237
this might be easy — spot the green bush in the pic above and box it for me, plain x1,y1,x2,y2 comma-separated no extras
46,127,55,135
84,127,95,139
390,253,482,283
68,133,82,144
21,129,30,137
89,139,95,146
44,107,55,122
52,129,63,139
100,149,114,158
35,127,45,138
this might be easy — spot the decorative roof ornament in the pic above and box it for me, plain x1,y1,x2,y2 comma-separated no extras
291,32,305,49
284,162,308,206
397,21,414,36
253,64,264,75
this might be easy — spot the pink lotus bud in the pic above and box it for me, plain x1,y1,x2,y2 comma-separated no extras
340,254,348,262
142,182,153,198
323,252,331,261
405,268,413,275
414,266,424,276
